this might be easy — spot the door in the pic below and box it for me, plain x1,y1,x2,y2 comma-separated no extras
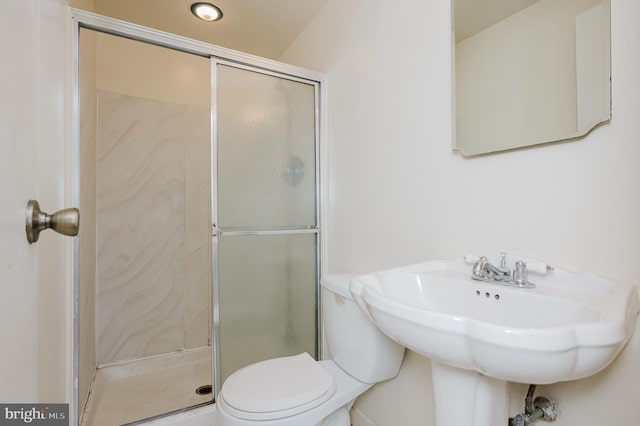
76,28,214,423
213,62,321,391
0,0,73,415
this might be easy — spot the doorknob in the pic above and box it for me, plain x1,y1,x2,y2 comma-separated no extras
25,200,80,244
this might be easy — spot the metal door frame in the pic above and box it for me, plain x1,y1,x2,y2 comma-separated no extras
70,8,327,423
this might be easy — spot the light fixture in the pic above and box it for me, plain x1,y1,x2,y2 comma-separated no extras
191,2,223,22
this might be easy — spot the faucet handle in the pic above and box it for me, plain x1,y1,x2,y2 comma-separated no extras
526,261,554,274
500,252,507,268
472,256,488,276
496,252,511,275
513,261,528,286
464,254,480,264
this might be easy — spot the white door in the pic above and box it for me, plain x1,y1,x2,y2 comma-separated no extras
0,0,73,413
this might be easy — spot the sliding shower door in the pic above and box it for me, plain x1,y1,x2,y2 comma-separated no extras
77,27,213,425
213,62,320,390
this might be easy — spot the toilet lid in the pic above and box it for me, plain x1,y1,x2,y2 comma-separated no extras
220,353,336,420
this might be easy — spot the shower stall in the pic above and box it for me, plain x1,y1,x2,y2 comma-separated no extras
74,10,324,425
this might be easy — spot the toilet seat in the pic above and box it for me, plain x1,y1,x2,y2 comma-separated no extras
219,353,336,421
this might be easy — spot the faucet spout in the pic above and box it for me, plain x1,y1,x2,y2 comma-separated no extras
472,256,510,280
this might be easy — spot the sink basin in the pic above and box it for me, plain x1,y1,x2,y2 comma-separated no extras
350,255,639,426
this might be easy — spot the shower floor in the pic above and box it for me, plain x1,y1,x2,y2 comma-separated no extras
81,346,213,426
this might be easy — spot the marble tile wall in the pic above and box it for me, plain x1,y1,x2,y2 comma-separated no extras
96,91,210,365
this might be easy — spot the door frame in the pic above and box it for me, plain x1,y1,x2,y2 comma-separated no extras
70,8,328,424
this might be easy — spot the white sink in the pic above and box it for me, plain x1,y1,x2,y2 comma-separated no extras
350,255,639,426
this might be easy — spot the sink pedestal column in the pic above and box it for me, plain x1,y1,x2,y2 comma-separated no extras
431,361,509,426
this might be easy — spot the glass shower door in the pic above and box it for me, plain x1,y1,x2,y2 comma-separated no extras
213,62,319,390
78,28,213,424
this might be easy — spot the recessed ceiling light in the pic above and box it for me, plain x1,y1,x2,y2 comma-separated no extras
191,2,223,22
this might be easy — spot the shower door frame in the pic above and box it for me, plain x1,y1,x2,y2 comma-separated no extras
70,9,328,423
210,58,323,394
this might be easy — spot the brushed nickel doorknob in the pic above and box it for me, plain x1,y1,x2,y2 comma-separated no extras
25,200,80,244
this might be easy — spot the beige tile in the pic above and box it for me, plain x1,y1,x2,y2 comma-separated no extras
82,347,212,426
96,92,211,364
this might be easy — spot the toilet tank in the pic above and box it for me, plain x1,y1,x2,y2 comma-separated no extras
321,274,405,383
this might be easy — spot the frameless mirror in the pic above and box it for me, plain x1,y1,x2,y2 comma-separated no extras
453,0,611,156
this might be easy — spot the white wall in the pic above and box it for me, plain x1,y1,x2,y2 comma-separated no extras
281,0,640,424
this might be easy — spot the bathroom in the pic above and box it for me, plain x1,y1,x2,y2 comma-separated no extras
1,0,640,425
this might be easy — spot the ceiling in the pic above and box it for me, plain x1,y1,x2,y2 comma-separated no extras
74,0,542,58
454,0,541,42
76,0,328,59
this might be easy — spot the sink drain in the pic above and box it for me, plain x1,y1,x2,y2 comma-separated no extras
195,385,213,395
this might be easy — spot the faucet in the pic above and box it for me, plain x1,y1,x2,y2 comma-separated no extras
472,253,510,280
471,253,535,288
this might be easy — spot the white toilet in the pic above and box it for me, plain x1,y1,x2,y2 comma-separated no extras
214,274,406,425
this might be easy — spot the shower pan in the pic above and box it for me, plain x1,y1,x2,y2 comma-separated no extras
72,10,325,425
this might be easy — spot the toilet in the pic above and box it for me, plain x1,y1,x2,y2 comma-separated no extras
214,274,406,425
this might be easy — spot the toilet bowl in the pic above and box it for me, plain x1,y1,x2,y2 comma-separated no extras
214,274,405,425
216,355,370,425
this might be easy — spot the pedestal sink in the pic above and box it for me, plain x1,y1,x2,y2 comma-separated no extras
350,255,639,426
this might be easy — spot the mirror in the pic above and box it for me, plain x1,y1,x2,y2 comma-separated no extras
453,0,611,156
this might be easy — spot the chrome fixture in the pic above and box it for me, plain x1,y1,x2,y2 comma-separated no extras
471,253,544,288
510,385,558,426
191,2,223,22
25,200,79,244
